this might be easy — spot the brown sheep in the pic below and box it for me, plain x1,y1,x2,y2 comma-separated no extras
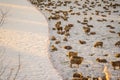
73,72,83,78
64,46,72,50
115,53,120,58
55,21,62,31
51,45,57,51
63,37,68,41
61,16,68,21
72,72,83,80
67,51,78,58
83,27,90,35
115,41,120,47
96,58,107,63
94,41,103,48
68,24,74,27
48,15,60,20
93,77,99,80
79,40,86,44
87,25,94,28
64,25,71,32
90,32,96,35
55,40,60,44
111,61,120,70
117,32,120,37
70,56,84,68
109,30,116,33
51,36,56,41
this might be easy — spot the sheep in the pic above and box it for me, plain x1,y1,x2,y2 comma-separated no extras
83,27,90,35
106,25,115,29
64,25,71,32
48,15,60,20
93,77,99,80
90,32,96,35
70,56,84,68
109,30,116,33
51,45,57,51
111,61,120,70
61,16,68,21
64,46,72,50
117,32,120,37
63,37,68,41
55,40,60,44
67,51,78,58
72,72,83,80
115,41,120,47
94,41,103,48
65,32,70,36
79,40,86,44
55,21,61,27
73,72,83,78
115,53,120,58
96,58,107,63
87,25,94,28
51,36,56,41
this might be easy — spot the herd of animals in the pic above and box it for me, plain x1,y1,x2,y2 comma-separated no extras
29,0,120,80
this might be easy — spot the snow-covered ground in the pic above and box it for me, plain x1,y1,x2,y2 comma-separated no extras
0,0,62,80
29,0,120,80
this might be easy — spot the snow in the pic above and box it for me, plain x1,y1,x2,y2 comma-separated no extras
0,0,62,80
29,0,120,80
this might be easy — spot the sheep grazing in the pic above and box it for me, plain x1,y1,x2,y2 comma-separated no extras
70,56,84,68
55,40,60,44
64,46,72,50
51,45,57,51
87,24,94,28
73,72,83,78
72,72,83,80
111,61,120,70
90,32,96,35
65,32,70,36
55,21,61,28
115,41,120,47
77,20,81,23
55,21,62,31
67,51,78,58
83,27,90,35
61,16,68,21
63,37,68,41
109,30,116,33
101,15,107,17
79,40,86,44
64,25,71,32
106,25,115,29
115,53,120,58
89,17,92,20
117,32,120,37
48,15,60,20
51,36,56,41
96,58,107,63
94,41,103,48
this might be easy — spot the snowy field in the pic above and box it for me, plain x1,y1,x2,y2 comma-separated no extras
29,0,120,80
0,0,62,80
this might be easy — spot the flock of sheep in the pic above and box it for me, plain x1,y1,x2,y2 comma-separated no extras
29,0,120,80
